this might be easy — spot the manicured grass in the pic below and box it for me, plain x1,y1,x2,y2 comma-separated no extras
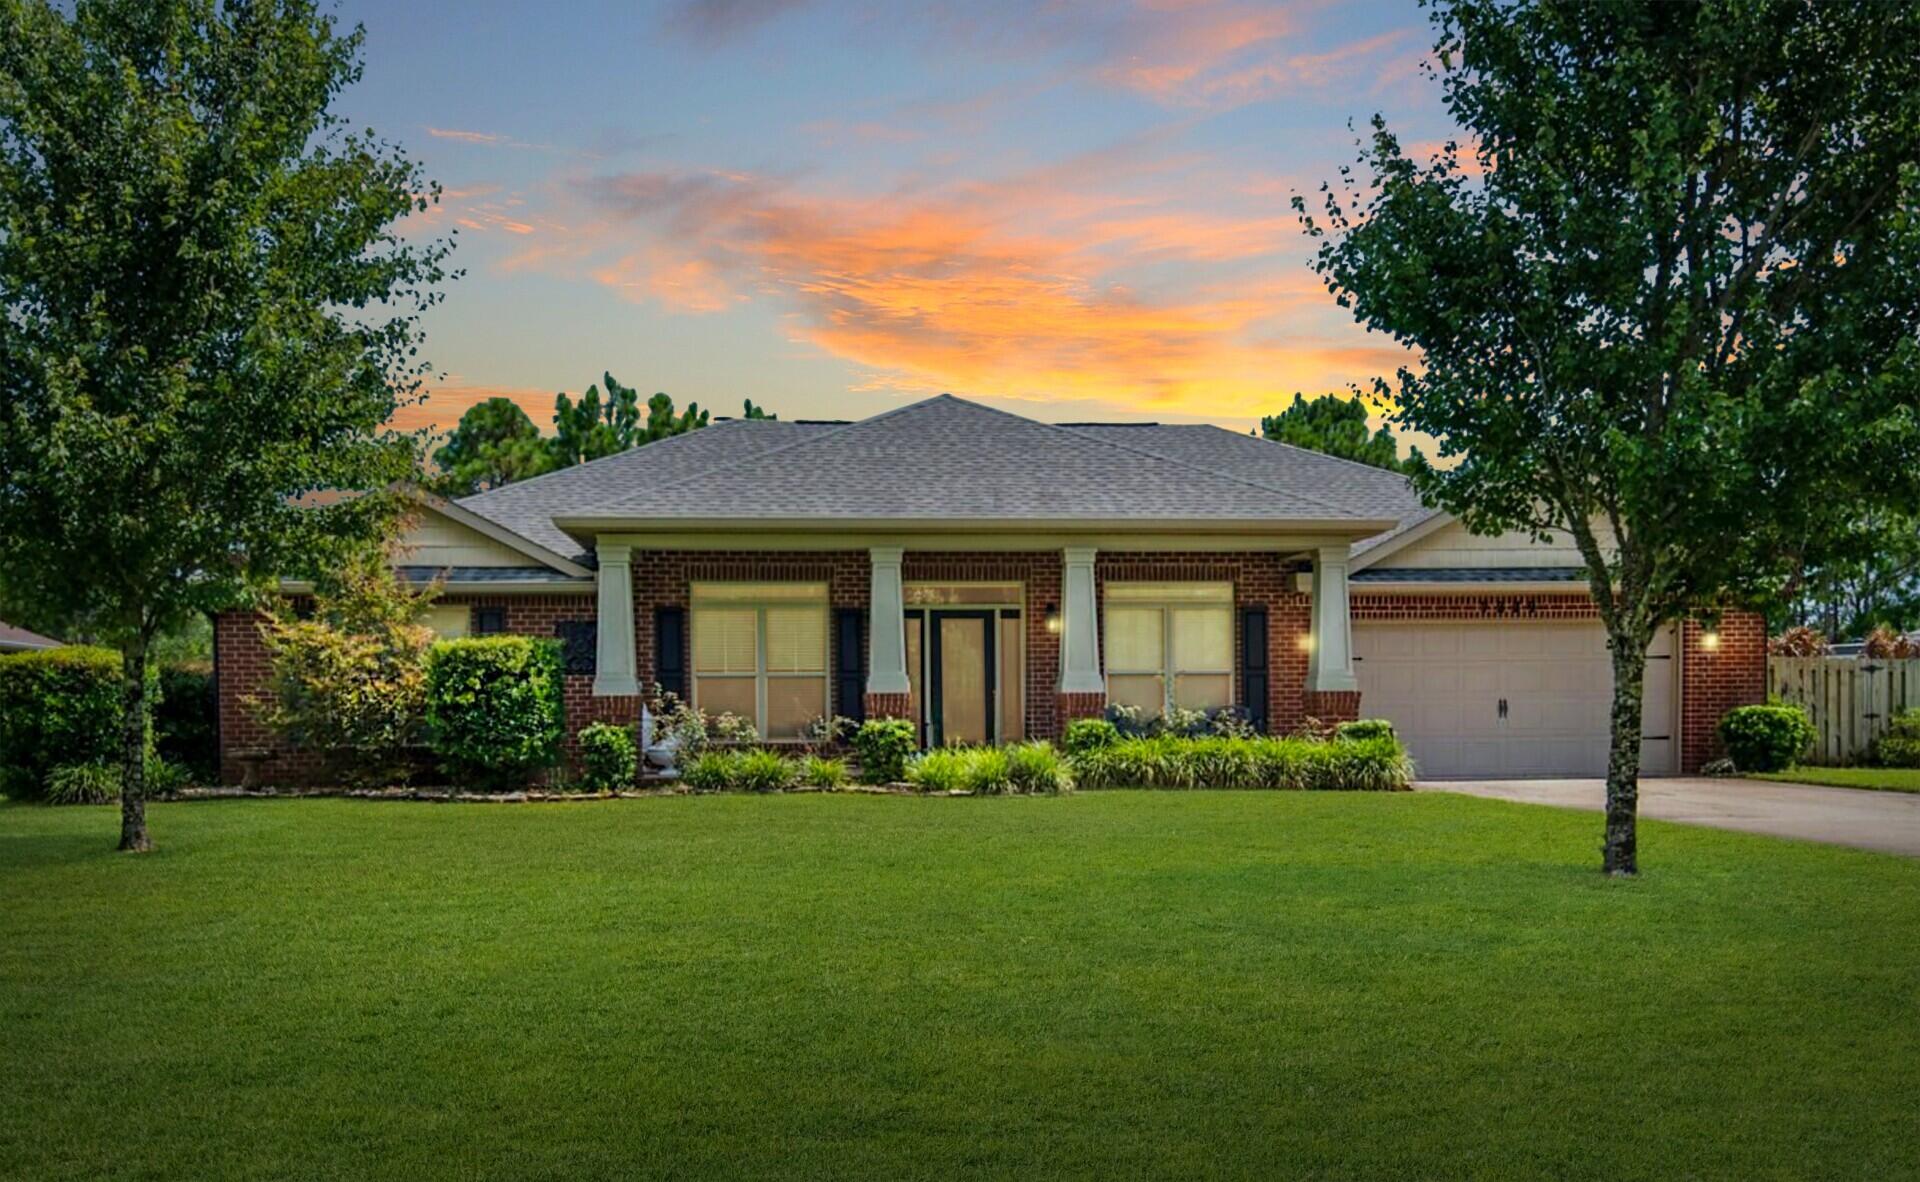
4,794,1918,1181
1755,766,1920,794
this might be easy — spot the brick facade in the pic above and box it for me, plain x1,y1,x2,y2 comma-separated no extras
213,557,1767,784
1679,612,1768,773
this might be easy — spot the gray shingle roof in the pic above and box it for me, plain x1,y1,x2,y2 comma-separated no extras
591,395,1379,525
394,566,591,586
455,395,1436,559
459,419,834,560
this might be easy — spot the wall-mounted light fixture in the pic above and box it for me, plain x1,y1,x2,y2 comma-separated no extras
1045,604,1062,635
1296,633,1315,652
1701,630,1722,652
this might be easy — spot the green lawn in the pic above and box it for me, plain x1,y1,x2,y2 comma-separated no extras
1756,766,1920,794
4,794,1917,1181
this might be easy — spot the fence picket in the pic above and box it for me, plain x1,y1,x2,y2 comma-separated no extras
1769,656,1920,765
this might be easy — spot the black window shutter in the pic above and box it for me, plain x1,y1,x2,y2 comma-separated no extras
555,620,597,675
834,608,866,723
1240,606,1269,734
655,607,687,700
472,606,507,636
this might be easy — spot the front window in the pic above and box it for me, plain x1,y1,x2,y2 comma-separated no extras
691,583,829,740
1104,582,1234,715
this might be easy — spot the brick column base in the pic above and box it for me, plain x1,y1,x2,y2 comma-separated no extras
1301,690,1362,724
864,691,913,721
1056,692,1107,726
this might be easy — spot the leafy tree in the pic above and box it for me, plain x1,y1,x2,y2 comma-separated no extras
254,554,435,787
434,397,553,496
1775,512,1920,639
741,398,777,421
1297,0,1920,874
0,0,450,849
1259,392,1407,471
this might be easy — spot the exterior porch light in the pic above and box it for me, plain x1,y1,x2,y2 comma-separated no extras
1701,629,1721,652
1045,604,1061,635
1296,633,1315,652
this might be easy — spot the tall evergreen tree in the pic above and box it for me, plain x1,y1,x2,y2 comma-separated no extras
1258,392,1407,471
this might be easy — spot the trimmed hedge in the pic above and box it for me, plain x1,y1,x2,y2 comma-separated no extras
1718,703,1815,773
853,717,916,784
1063,718,1120,754
425,637,565,788
155,663,217,781
1069,735,1413,791
1336,719,1396,742
575,722,637,791
0,646,132,800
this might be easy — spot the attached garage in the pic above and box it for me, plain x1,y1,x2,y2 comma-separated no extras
1353,620,1677,779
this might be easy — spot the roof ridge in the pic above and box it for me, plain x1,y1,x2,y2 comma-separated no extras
596,394,964,514
1044,414,1361,518
1199,422,1419,487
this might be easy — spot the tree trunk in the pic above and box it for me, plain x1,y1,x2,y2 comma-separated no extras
118,638,152,853
1602,634,1648,876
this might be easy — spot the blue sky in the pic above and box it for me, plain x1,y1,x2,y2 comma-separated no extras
334,1,1457,438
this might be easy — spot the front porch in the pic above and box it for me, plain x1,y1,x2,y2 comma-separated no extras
586,540,1367,743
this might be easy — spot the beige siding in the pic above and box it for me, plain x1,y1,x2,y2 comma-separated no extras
398,508,530,568
1386,518,1604,569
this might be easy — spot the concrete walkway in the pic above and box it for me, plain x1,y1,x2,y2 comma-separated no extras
1418,776,1920,857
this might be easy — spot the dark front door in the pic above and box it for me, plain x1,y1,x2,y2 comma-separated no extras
927,610,995,747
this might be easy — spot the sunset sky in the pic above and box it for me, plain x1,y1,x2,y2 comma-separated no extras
345,0,1454,442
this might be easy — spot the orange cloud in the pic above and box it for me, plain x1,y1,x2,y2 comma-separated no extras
390,383,557,435
499,162,1412,423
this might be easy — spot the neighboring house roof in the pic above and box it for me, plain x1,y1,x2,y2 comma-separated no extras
0,621,61,651
454,394,1438,559
393,565,592,587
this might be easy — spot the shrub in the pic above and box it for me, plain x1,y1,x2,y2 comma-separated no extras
1718,703,1815,773
44,757,188,805
797,754,849,789
0,646,129,800
576,722,637,791
1069,735,1412,792
255,565,434,785
1699,757,1739,777
155,663,217,781
853,717,916,784
680,749,740,793
425,637,565,789
1063,718,1120,754
45,762,121,805
1871,708,1920,769
906,747,971,793
734,748,797,793
1336,719,1396,742
1004,741,1073,795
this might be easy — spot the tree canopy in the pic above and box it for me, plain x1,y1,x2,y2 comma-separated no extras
0,0,452,849
1297,0,1920,874
432,380,779,496
1258,392,1409,472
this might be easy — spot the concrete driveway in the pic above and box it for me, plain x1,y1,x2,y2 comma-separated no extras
1419,777,1920,857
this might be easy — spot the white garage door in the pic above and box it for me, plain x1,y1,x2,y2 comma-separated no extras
1353,622,1676,779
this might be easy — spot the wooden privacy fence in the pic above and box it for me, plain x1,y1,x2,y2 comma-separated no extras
1769,656,1920,765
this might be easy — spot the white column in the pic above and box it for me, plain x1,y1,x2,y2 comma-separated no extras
1057,546,1105,693
592,541,639,697
1307,543,1358,692
866,546,910,695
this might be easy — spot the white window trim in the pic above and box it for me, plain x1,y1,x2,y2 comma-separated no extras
1104,590,1235,716
691,585,829,740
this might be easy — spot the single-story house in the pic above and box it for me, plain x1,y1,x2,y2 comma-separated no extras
214,394,1765,782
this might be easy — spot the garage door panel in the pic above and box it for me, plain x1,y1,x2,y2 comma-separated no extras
1354,621,1678,780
